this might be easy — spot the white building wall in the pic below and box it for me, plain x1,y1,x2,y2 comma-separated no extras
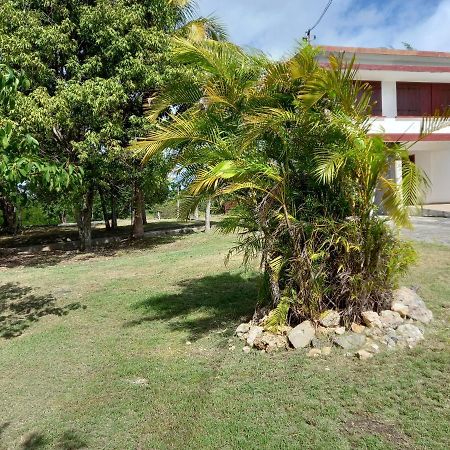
413,145,450,203
381,81,397,117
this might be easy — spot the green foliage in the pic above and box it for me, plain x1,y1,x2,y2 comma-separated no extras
0,65,81,232
0,0,219,238
138,38,443,325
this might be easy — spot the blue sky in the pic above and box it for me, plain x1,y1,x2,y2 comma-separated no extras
197,0,450,58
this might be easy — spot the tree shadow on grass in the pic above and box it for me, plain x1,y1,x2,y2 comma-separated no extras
0,283,85,339
0,235,179,269
20,430,87,449
124,272,260,341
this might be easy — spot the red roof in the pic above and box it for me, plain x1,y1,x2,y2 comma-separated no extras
321,46,450,59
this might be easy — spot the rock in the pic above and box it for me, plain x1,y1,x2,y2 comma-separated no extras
391,301,409,317
316,326,333,336
361,311,383,328
319,310,341,327
357,350,374,360
311,337,326,348
307,348,322,357
242,346,251,354
322,346,332,356
362,338,381,354
333,333,366,350
288,320,315,349
396,324,424,348
246,326,264,347
253,333,287,353
235,323,250,338
379,310,404,329
335,326,346,335
129,378,149,386
364,326,384,339
351,323,366,334
392,287,433,324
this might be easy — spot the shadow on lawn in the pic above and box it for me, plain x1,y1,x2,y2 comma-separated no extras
124,272,260,341
0,283,85,339
20,430,87,449
0,235,178,269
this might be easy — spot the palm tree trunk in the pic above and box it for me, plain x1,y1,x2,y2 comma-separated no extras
205,198,211,232
194,205,199,220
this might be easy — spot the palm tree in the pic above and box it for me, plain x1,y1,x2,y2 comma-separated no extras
130,0,226,239
134,38,449,325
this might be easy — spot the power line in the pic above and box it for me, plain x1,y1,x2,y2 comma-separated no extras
305,0,334,43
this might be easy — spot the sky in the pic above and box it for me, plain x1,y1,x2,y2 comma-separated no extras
197,0,450,59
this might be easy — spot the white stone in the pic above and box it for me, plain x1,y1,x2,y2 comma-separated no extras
396,324,424,348
235,323,251,336
307,348,322,357
333,333,366,350
351,323,366,334
242,346,251,354
319,310,341,327
288,320,315,349
391,301,409,317
246,326,264,347
379,310,404,328
392,287,433,324
335,326,346,335
361,311,383,328
357,350,374,360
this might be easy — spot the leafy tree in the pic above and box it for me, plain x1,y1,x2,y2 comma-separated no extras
135,38,448,325
0,65,80,234
0,0,224,249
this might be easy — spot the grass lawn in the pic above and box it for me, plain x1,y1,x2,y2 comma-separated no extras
0,232,449,449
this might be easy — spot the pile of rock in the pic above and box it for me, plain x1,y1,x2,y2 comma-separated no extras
235,287,432,359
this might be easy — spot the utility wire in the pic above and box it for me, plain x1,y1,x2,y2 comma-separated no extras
305,0,333,42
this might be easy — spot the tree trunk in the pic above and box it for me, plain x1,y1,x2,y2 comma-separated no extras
142,204,147,225
194,205,199,220
0,197,18,235
110,190,118,230
98,187,111,230
205,198,211,232
75,187,94,252
132,181,145,239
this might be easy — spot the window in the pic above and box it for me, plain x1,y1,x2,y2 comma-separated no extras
397,82,450,116
360,81,382,116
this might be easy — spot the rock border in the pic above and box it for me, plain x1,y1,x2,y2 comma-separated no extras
235,287,432,358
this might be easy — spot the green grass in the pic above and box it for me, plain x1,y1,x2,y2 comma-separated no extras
0,233,449,449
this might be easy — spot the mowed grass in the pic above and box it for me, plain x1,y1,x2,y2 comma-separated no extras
0,233,449,450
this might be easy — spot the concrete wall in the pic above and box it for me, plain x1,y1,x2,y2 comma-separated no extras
413,145,450,203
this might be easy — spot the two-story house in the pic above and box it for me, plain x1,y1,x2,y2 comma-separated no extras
320,46,450,205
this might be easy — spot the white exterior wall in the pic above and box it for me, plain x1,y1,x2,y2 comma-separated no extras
413,146,450,203
356,69,450,203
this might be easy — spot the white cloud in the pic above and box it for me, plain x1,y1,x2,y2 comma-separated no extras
197,0,450,57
